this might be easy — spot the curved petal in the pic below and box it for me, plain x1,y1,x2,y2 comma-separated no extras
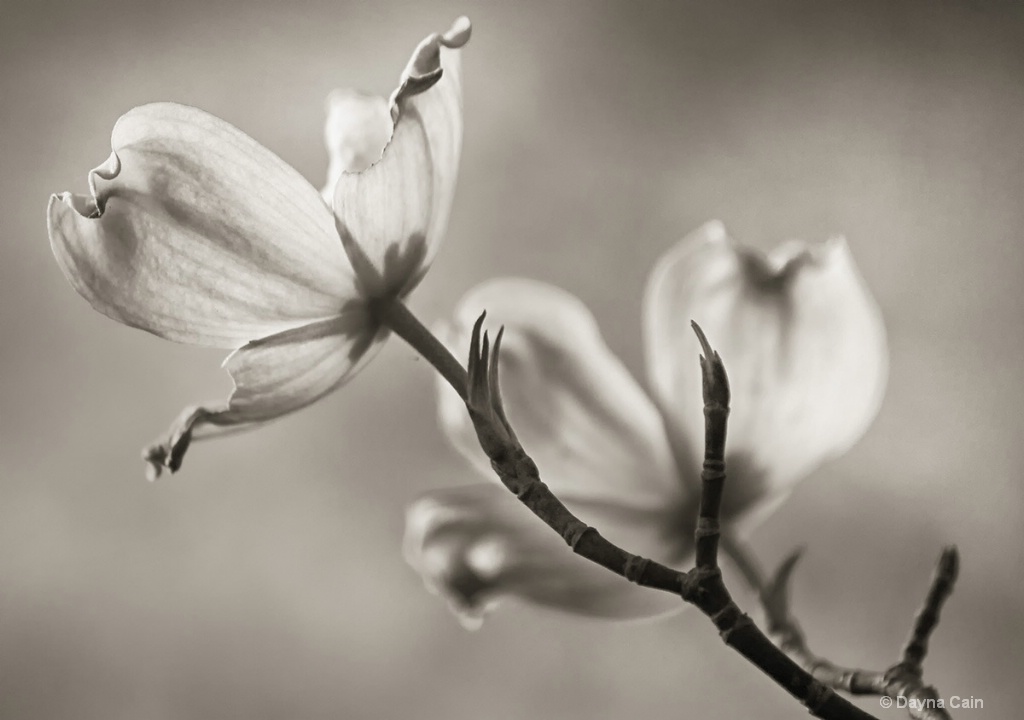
438,278,693,564
321,90,392,199
644,221,888,530
49,102,356,348
333,17,470,299
404,485,683,628
144,305,387,479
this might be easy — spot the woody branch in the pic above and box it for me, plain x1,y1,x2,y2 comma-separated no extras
379,296,958,720
722,535,959,720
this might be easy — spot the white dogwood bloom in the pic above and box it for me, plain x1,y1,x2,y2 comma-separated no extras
47,18,471,479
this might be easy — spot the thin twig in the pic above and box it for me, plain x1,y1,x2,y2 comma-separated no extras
901,547,959,671
724,536,960,719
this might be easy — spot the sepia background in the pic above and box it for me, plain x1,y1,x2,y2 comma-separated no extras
2,0,1021,717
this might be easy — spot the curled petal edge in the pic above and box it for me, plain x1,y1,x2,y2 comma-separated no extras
49,102,355,348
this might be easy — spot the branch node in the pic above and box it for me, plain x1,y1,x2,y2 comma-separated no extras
805,682,835,714
714,605,754,644
564,522,595,550
694,516,721,540
515,477,539,502
701,459,726,476
690,566,723,584
623,555,651,585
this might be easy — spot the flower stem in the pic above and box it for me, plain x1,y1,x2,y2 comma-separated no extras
372,297,469,401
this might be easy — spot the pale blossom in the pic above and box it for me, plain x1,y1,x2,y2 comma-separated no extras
405,221,888,627
47,18,471,479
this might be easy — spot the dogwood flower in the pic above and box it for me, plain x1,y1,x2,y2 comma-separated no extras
405,221,888,628
47,18,471,479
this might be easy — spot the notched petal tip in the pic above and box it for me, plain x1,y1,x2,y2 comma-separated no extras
52,103,356,348
47,150,121,232
443,16,472,47
413,16,473,70
394,17,473,105
799,234,847,264
403,493,504,630
52,192,96,219
141,405,220,481
51,150,122,220
746,235,854,288
143,447,167,482
419,541,503,631
46,152,130,325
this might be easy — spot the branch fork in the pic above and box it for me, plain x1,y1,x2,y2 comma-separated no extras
379,297,959,720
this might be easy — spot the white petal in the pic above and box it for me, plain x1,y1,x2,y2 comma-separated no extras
404,485,683,627
48,102,356,349
333,18,469,299
438,278,692,563
644,221,888,530
321,90,392,199
144,306,386,479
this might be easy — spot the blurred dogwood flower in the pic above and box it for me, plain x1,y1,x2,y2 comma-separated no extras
47,18,471,479
405,220,888,628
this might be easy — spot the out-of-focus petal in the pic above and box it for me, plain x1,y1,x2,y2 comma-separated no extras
438,278,693,563
321,90,392,200
48,102,356,349
333,17,470,299
404,484,683,628
144,305,387,479
644,221,888,529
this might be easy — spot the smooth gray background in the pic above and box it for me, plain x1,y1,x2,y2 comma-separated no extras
2,1,1021,718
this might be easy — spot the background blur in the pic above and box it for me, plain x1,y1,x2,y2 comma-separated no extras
2,0,1021,717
